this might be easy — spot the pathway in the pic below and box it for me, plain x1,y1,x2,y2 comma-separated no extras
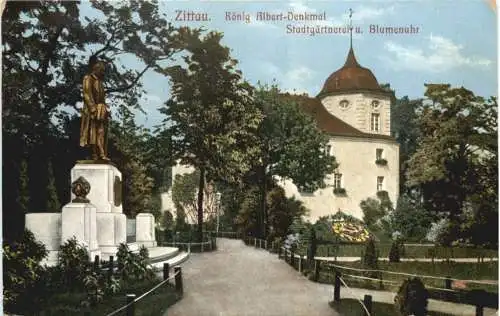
164,238,336,316
164,238,497,316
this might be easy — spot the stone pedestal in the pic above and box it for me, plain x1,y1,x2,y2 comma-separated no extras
25,213,61,266
71,163,122,213
96,213,126,260
61,203,100,259
136,213,157,248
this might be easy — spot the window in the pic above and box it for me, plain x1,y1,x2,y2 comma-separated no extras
325,145,332,156
371,100,380,109
339,100,349,109
377,176,384,191
376,148,383,160
334,173,342,189
371,113,380,132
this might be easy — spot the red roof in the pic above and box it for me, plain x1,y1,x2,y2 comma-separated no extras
318,47,387,97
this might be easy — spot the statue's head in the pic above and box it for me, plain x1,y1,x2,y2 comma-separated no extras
91,61,106,79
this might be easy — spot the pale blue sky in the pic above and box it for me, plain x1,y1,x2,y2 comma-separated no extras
80,0,497,128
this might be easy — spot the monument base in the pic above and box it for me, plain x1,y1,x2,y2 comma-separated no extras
25,213,61,266
96,212,126,260
71,163,123,213
136,213,157,248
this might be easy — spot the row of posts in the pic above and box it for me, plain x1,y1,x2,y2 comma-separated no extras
86,255,184,316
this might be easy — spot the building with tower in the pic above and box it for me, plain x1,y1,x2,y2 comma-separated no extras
277,42,400,222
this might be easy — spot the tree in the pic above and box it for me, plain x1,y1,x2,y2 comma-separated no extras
360,193,394,236
161,29,262,240
407,84,497,246
46,160,61,213
108,107,154,218
391,96,422,194
253,86,338,237
171,170,220,228
391,195,432,242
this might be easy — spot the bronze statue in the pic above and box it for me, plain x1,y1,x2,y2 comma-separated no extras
79,57,110,161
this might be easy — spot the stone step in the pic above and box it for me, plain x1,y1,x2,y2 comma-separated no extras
147,247,180,264
150,251,190,272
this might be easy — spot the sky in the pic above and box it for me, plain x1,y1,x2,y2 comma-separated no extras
80,0,498,129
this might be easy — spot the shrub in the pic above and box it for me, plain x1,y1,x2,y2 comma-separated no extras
3,230,48,314
394,277,429,316
362,238,379,278
58,237,91,291
389,240,401,262
116,243,155,281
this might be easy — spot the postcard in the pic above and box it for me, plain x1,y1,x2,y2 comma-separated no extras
2,1,497,315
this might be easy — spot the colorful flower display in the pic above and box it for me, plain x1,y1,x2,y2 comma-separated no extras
332,220,370,243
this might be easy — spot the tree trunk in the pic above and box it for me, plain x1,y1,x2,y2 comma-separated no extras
197,166,205,242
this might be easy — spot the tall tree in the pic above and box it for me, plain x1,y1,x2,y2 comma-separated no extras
407,84,497,245
46,160,61,213
391,96,422,195
160,29,262,240
253,86,338,237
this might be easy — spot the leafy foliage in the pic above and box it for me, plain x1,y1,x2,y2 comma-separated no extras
3,230,48,313
255,87,337,191
58,237,92,291
406,84,497,246
391,195,432,242
394,278,429,316
116,243,155,281
171,170,220,226
389,240,402,263
161,29,263,239
362,238,379,278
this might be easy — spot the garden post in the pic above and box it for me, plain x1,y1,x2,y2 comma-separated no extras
445,276,452,289
126,294,136,316
175,266,183,295
334,271,341,301
163,263,170,281
201,241,204,252
265,240,268,250
314,260,320,282
278,245,282,258
363,294,372,315
254,238,257,247
291,250,295,268
298,256,302,273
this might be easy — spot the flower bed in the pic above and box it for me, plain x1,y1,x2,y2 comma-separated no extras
332,221,370,243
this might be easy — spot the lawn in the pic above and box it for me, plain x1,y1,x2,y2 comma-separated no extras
318,261,498,293
329,298,455,316
297,243,498,260
39,278,181,315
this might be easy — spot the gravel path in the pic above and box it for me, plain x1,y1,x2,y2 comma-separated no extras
164,238,498,316
164,238,337,316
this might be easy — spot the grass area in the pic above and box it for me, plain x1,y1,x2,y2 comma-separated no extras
297,243,498,259
329,298,455,316
318,261,498,293
39,278,181,315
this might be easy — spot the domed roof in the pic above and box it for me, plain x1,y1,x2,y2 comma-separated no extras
318,47,384,96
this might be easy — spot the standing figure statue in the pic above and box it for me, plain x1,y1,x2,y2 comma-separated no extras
80,57,110,161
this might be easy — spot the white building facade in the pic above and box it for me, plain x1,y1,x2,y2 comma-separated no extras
280,46,400,222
